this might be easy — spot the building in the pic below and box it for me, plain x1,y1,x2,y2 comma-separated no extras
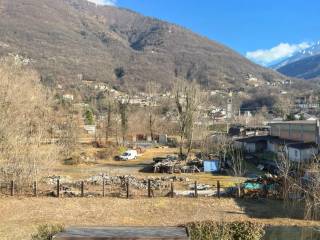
235,135,318,162
269,120,320,144
286,142,318,163
84,125,96,135
63,94,74,101
234,120,320,162
266,138,296,153
234,136,273,153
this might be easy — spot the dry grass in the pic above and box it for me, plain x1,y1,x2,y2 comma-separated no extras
0,197,319,240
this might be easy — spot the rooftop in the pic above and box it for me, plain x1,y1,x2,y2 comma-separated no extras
269,120,317,125
287,142,318,150
235,136,276,143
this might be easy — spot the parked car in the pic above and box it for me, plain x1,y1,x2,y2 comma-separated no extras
119,150,138,161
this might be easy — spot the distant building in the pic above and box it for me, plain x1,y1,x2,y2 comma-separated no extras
226,98,233,119
234,120,320,162
84,125,96,135
286,142,318,163
269,120,320,144
63,94,74,101
234,136,271,153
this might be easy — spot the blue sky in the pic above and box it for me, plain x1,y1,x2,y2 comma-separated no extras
88,0,320,66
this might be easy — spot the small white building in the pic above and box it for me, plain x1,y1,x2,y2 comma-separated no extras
63,94,74,101
84,125,96,135
286,143,318,163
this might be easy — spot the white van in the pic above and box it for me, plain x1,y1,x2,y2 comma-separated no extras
119,150,138,161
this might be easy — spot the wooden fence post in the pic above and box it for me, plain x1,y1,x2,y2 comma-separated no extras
217,180,220,199
102,178,105,197
170,182,174,198
126,181,129,199
194,181,198,198
148,179,151,198
33,181,37,197
81,181,84,197
10,180,14,196
57,179,60,198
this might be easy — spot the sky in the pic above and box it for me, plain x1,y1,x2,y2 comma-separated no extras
88,0,320,66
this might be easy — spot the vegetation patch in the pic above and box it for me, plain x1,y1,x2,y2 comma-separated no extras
31,224,64,240
186,221,265,240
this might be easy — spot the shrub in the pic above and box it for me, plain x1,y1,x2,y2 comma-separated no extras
114,67,125,79
118,146,127,155
31,224,64,240
187,221,265,240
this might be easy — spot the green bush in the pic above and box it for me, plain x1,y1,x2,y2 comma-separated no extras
118,146,127,155
187,221,265,240
31,224,64,240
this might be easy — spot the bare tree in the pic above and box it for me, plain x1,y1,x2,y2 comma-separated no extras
275,146,292,201
118,98,130,145
0,56,59,186
146,81,160,141
174,79,200,159
105,92,115,142
275,146,320,220
229,145,246,177
212,134,233,167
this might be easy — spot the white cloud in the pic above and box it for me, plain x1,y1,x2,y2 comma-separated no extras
87,0,117,6
246,42,311,65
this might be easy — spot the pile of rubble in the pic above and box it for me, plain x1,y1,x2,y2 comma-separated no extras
153,156,203,174
44,174,190,191
241,174,283,198
44,175,74,185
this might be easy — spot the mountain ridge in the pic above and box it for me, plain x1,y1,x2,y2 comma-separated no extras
0,0,288,90
272,41,320,71
271,41,320,80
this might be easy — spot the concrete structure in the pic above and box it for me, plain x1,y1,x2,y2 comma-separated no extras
234,136,272,153
286,143,318,163
84,125,96,135
266,138,297,154
159,134,168,145
62,94,74,101
269,120,320,144
226,98,233,119
235,136,318,163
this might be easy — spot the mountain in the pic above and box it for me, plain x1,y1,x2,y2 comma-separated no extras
272,41,320,79
0,0,287,90
272,41,320,70
276,54,320,79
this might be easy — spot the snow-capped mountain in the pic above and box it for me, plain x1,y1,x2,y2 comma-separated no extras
271,41,320,70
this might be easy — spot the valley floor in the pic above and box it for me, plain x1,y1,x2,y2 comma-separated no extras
0,197,319,240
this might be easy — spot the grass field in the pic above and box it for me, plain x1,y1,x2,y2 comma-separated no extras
0,197,318,240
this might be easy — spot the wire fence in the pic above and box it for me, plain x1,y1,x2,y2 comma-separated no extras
0,179,235,199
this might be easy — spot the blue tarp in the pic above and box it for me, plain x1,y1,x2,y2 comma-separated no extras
243,182,263,190
204,160,220,173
